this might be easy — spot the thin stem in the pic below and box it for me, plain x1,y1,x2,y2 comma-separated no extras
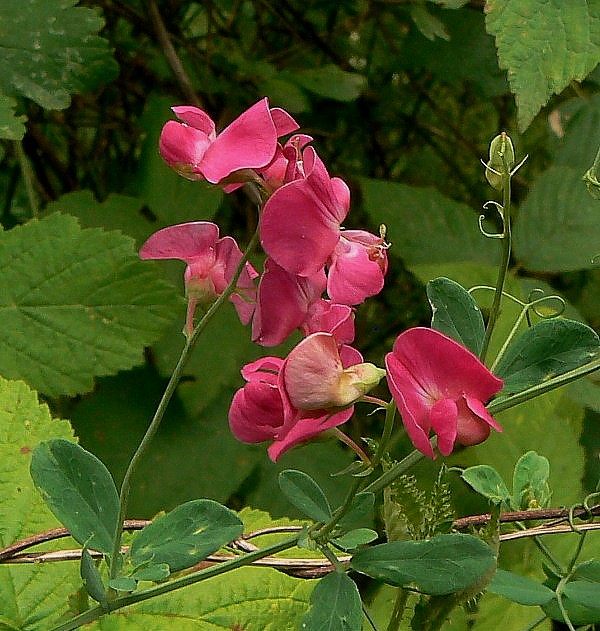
362,446,427,497
330,428,370,463
489,300,530,374
385,588,409,631
14,140,39,216
108,226,261,579
488,356,600,416
480,157,512,364
531,535,564,575
52,535,299,631
369,400,397,470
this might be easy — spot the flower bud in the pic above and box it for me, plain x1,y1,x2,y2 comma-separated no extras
485,132,515,190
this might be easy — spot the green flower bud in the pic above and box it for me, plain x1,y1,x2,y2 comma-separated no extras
485,132,515,191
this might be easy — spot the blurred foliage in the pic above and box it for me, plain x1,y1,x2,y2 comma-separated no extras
0,0,599,628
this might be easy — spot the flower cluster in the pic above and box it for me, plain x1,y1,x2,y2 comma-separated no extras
140,98,503,461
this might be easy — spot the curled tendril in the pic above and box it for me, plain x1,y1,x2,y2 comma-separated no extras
526,290,566,320
479,201,505,239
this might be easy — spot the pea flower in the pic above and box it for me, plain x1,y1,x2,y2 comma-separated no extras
139,221,257,334
385,328,503,458
159,98,298,184
229,333,385,461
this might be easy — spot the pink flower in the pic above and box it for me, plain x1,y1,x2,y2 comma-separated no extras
259,134,314,190
139,221,257,334
159,98,298,185
385,328,503,458
260,147,350,277
229,333,384,461
251,258,326,347
260,148,388,304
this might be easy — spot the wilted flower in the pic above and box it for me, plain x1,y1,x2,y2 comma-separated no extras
385,327,503,458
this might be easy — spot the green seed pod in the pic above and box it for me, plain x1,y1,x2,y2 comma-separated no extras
485,132,515,190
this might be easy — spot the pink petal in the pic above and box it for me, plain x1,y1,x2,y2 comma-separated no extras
429,398,458,456
385,352,436,459
464,395,503,432
252,259,326,347
241,357,283,383
269,106,299,136
303,301,355,345
159,121,212,170
282,333,344,410
201,99,279,183
139,221,219,262
327,235,385,305
229,381,284,443
267,407,353,462
172,106,216,138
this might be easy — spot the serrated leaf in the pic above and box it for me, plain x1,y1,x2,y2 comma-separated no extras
360,178,499,266
278,470,332,523
461,465,511,505
487,569,555,606
485,0,600,130
427,277,485,355
514,165,600,272
0,377,80,629
0,0,118,110
300,572,363,631
0,213,179,396
289,65,366,102
130,499,243,572
494,318,600,394
0,93,26,140
30,438,119,553
511,451,551,511
81,548,108,606
351,534,496,596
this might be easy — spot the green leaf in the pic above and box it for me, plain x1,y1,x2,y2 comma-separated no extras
80,549,108,606
107,577,137,593
0,213,179,396
426,277,485,355
0,377,80,629
0,93,26,140
288,65,367,102
278,470,332,523
30,438,119,554
461,465,511,505
410,5,449,41
487,569,554,606
573,560,600,582
0,0,118,110
511,451,551,510
494,318,600,394
130,563,170,582
351,534,496,596
485,0,600,131
563,580,600,610
360,178,499,266
543,593,600,626
337,492,375,531
332,528,378,552
300,572,363,631
129,499,243,572
513,165,600,272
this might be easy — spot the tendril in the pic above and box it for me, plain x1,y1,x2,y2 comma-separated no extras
478,201,505,239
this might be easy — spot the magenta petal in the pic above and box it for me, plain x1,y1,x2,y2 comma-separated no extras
229,382,284,443
385,353,436,458
241,357,283,383
172,106,216,138
304,301,355,345
139,221,219,262
201,99,278,183
464,395,503,432
267,408,353,461
159,121,212,168
269,107,299,136
429,399,458,456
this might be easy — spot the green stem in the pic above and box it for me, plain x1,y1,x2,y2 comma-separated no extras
52,535,299,631
108,226,261,579
488,356,600,416
362,446,427,496
14,140,39,216
480,162,512,364
370,400,397,470
385,588,409,631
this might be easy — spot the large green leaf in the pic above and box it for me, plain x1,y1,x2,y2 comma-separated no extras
0,93,26,140
287,65,367,101
426,276,485,355
351,534,496,596
30,439,119,554
0,0,118,110
359,178,499,266
513,166,600,272
129,499,243,572
494,319,600,394
301,572,363,631
0,377,80,629
485,0,600,130
487,569,554,606
0,213,179,396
